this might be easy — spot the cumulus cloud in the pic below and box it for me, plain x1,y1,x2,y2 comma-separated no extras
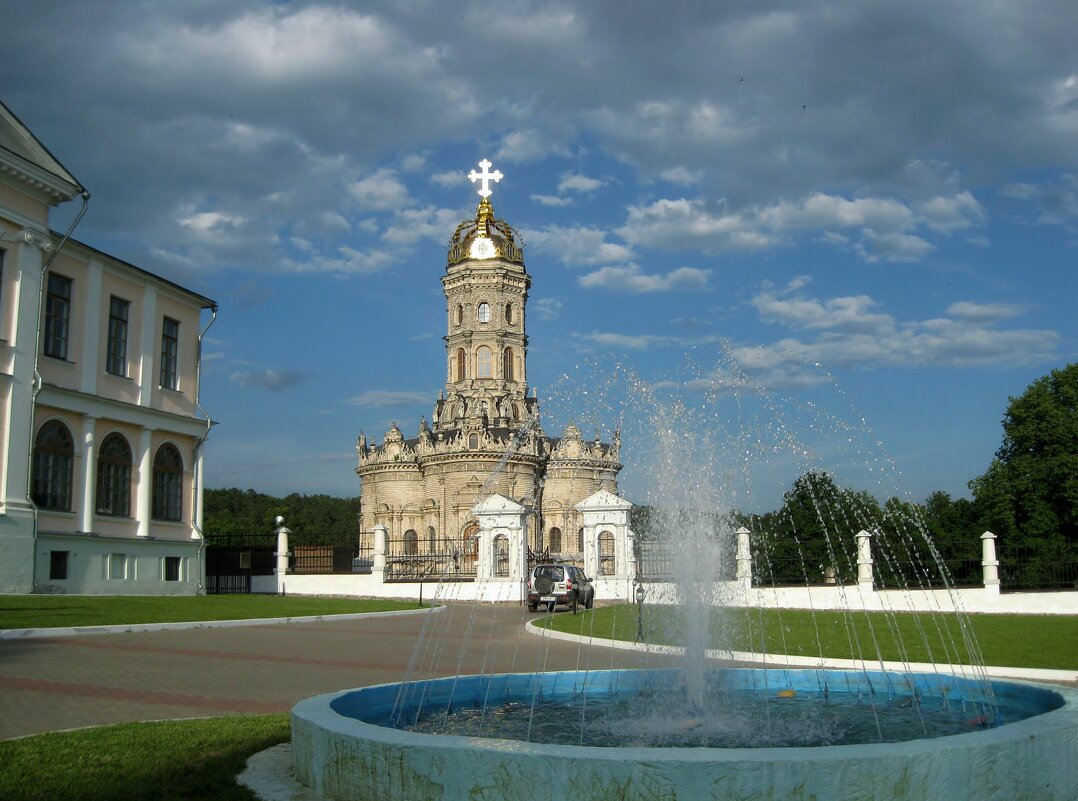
732,284,1059,386
578,263,710,292
533,298,564,320
558,173,603,193
349,168,410,211
524,225,634,266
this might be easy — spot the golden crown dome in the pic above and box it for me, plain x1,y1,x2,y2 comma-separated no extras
447,197,525,266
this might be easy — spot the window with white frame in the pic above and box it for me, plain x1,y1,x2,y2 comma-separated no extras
477,302,490,323
108,553,129,580
164,556,181,582
493,534,509,576
476,346,493,378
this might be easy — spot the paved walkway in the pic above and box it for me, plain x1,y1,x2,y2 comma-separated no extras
0,604,672,740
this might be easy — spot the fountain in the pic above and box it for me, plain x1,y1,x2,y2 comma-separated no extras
289,359,1078,800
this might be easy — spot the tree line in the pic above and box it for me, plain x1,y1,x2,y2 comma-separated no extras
202,488,359,541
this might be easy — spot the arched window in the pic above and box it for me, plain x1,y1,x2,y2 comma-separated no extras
152,443,183,521
505,303,513,324
476,346,492,378
468,433,479,449
461,521,479,572
599,531,616,576
477,302,490,323
503,347,514,380
96,433,132,516
427,525,437,552
456,304,463,326
493,534,509,577
404,529,418,555
456,348,466,382
548,527,562,553
577,527,585,552
32,420,74,511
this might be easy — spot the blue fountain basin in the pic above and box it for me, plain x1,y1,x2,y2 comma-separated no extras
292,668,1078,801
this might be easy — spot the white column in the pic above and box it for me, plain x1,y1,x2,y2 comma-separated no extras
275,517,291,594
138,286,158,406
193,446,205,537
372,523,387,581
136,426,152,537
79,416,96,533
856,529,874,590
79,262,102,394
981,530,1000,594
735,526,752,588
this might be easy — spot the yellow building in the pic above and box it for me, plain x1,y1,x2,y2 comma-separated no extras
0,100,216,595
357,162,622,581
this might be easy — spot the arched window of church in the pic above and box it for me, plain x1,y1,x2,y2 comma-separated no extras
456,348,466,382
427,525,437,552
468,433,479,449
548,527,562,553
404,529,418,555
502,347,514,380
577,527,584,553
505,303,513,324
456,304,463,326
477,302,490,323
599,531,615,575
476,346,493,378
493,534,509,577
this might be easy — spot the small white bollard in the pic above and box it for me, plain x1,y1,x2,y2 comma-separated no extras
735,527,752,589
981,530,1000,594
372,524,388,581
274,516,291,595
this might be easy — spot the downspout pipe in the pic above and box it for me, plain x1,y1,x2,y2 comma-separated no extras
191,304,218,592
27,190,90,590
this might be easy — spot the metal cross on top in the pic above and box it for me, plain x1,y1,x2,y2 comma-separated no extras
468,159,503,199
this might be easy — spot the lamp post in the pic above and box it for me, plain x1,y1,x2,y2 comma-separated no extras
633,578,646,642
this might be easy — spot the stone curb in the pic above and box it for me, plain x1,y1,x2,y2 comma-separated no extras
0,604,443,640
526,618,1078,684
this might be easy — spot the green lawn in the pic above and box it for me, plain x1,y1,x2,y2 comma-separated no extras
0,716,289,801
0,595,423,630
542,604,1078,670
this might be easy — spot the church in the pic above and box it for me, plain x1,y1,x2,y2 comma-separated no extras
356,162,625,582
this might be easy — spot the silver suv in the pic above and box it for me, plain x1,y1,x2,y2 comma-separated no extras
526,564,595,612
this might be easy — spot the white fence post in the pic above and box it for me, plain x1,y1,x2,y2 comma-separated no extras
981,530,1001,594
274,516,290,594
856,529,874,591
372,524,388,582
735,527,752,589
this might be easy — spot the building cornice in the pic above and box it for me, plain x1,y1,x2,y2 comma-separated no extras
36,383,211,437
0,147,82,205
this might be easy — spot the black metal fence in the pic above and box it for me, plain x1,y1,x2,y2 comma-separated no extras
205,531,368,593
384,533,478,582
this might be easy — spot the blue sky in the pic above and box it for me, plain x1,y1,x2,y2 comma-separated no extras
2,1,1075,510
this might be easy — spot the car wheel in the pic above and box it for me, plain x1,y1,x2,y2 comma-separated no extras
569,590,578,613
527,603,538,612
548,601,556,613
585,591,594,609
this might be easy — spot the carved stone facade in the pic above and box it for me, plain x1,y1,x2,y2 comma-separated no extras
356,184,622,567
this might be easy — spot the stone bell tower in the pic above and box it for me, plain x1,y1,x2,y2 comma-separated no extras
435,159,537,434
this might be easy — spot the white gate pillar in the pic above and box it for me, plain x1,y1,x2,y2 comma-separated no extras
735,526,753,589
274,516,290,594
472,494,530,589
575,490,634,601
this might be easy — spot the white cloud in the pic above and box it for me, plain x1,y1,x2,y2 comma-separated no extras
401,153,426,172
533,298,564,320
230,368,308,391
531,194,573,207
348,390,431,407
349,168,410,211
914,192,986,233
856,230,934,263
558,173,603,193
578,263,710,293
178,210,248,235
660,166,700,185
382,205,462,245
525,225,634,266
496,130,553,162
432,170,464,188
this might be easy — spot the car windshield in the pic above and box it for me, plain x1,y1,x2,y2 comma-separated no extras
535,566,564,581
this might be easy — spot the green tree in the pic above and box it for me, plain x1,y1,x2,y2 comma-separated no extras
970,363,1078,585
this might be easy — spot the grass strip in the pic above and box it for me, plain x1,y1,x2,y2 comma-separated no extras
0,715,290,801
542,605,1078,670
0,595,424,630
